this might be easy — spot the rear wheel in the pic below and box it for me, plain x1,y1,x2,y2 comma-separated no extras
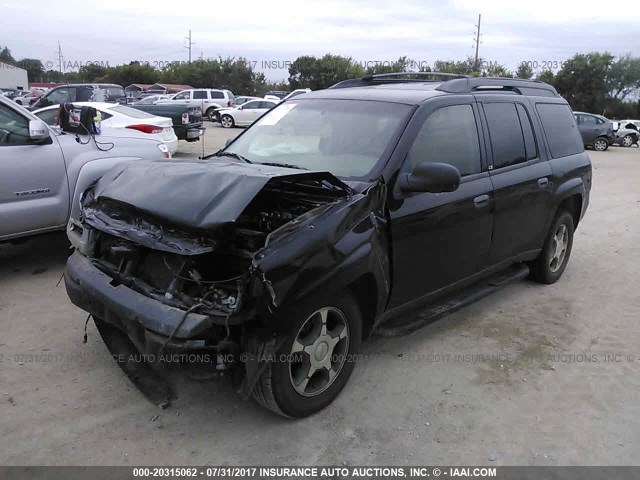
593,137,608,151
206,108,218,122
250,292,362,418
220,114,234,128
529,211,575,284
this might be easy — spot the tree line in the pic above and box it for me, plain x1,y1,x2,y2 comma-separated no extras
2,46,639,118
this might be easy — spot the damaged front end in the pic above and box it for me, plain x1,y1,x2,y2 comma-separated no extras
64,159,389,405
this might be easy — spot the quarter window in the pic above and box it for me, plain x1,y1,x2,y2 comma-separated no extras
407,104,481,176
174,91,190,100
536,103,584,158
210,91,225,99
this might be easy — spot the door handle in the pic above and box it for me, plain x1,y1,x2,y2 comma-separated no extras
538,177,549,188
473,194,489,207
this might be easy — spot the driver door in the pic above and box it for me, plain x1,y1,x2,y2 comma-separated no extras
0,101,69,238
387,98,494,309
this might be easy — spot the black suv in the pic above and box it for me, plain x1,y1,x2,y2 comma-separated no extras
64,73,591,417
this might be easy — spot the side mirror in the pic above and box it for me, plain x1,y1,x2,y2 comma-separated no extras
224,138,234,147
398,162,461,193
28,119,51,142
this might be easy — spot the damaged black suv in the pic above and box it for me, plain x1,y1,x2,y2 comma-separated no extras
65,73,591,417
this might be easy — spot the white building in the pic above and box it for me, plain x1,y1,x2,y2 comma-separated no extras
0,61,28,90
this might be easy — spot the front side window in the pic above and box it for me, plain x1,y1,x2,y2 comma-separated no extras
407,104,481,176
174,91,190,100
0,103,30,146
224,99,411,178
484,103,527,169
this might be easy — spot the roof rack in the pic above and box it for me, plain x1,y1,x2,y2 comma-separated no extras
329,72,470,89
329,73,559,96
435,77,558,96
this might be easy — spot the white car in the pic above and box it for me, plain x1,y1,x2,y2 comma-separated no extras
216,99,278,128
133,94,174,105
33,102,179,155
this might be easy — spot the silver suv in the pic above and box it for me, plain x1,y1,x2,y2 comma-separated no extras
156,89,235,121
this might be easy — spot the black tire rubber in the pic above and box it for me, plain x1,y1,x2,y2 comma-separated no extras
205,108,215,122
220,114,234,128
529,211,575,284
249,291,362,418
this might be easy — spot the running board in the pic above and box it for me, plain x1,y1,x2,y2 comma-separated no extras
375,264,530,337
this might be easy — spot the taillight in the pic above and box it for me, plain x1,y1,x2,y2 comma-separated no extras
126,124,164,134
227,100,232,107
182,113,189,124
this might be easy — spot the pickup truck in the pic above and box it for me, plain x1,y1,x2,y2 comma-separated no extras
129,103,204,142
64,75,591,418
0,96,171,242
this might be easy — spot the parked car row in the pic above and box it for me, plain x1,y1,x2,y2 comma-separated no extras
574,111,639,151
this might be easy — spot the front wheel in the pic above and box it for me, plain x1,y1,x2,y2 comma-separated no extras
621,135,634,147
220,114,234,128
250,292,362,418
593,137,609,151
528,211,575,284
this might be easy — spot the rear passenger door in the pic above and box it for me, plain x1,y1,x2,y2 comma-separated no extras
479,99,553,265
388,97,494,309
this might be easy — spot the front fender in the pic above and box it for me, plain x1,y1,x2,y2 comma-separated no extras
254,181,390,333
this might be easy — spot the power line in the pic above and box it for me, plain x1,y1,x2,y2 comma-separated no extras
473,14,482,71
184,30,195,63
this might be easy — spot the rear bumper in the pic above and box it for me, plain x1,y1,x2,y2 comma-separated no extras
186,127,204,139
65,251,215,352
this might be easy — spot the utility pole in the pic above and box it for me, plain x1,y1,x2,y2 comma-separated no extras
184,30,195,63
473,14,481,71
57,41,64,73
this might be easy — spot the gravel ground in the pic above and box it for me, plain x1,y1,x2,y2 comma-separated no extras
1,131,639,466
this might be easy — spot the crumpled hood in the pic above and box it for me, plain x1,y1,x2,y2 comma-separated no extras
87,159,352,230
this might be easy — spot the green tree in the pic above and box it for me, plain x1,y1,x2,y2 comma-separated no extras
607,53,640,101
515,62,534,79
288,54,364,90
537,69,555,84
0,46,15,64
552,52,615,112
16,58,44,82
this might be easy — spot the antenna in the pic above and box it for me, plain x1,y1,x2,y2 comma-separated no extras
473,14,482,71
184,30,195,63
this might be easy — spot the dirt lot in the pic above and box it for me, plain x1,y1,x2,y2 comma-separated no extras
1,127,639,466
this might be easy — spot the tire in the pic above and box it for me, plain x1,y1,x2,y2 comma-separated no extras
621,135,634,147
205,108,215,122
220,114,234,128
593,137,608,151
249,292,362,418
529,211,575,284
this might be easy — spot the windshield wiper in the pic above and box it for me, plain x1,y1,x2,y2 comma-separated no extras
257,162,308,170
216,151,253,164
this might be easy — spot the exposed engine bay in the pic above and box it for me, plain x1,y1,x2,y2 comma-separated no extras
78,176,349,318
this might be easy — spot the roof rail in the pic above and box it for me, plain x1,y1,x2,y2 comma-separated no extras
435,77,559,96
330,71,470,89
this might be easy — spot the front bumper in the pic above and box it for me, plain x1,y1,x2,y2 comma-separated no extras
65,251,216,353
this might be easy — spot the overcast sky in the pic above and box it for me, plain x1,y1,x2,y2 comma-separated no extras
2,0,639,81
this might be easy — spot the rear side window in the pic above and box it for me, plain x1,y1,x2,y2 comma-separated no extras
483,103,526,169
536,104,584,158
193,90,207,99
407,104,481,176
210,91,224,99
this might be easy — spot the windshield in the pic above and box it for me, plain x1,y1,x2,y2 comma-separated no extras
223,99,411,178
